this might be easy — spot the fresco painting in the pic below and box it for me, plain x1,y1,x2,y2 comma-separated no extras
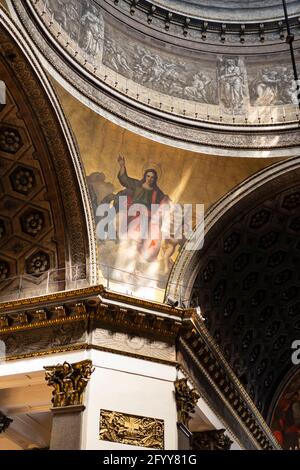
271,370,300,449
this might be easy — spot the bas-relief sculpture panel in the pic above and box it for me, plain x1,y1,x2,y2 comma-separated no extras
42,1,299,117
92,328,175,362
45,0,104,59
103,25,298,112
103,27,218,106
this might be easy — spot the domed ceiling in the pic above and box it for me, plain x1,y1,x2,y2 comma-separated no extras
153,0,300,22
187,177,300,419
7,0,300,156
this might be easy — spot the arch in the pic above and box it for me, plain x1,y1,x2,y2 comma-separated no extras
167,155,300,303
0,8,97,298
166,155,300,417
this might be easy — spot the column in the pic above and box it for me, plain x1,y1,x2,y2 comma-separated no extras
44,359,94,450
174,378,199,450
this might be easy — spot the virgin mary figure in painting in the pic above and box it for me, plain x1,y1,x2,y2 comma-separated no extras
116,155,169,262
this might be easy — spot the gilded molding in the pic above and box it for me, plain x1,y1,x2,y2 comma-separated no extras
99,409,164,449
95,303,182,338
44,360,94,407
0,285,104,312
179,329,280,450
0,284,182,316
174,378,200,428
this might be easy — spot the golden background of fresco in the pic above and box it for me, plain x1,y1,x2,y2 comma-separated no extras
53,80,286,211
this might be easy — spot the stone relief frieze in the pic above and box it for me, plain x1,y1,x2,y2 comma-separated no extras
38,0,300,122
102,26,298,112
103,32,218,105
92,328,176,362
12,0,300,147
0,321,87,359
217,56,249,114
249,66,298,106
45,0,104,60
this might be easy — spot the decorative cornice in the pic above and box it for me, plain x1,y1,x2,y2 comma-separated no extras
111,0,300,44
0,284,183,317
180,312,281,450
95,302,182,339
0,286,280,449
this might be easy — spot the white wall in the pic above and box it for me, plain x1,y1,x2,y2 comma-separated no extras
82,349,178,450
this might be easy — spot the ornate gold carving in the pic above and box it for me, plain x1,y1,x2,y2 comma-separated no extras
99,410,164,449
174,378,200,428
96,303,182,338
44,359,94,407
0,286,103,312
192,429,233,450
0,284,183,315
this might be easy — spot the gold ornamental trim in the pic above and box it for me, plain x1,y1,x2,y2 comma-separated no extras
0,285,183,316
99,409,164,449
0,286,104,312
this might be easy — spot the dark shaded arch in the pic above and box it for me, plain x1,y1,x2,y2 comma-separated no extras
0,10,96,298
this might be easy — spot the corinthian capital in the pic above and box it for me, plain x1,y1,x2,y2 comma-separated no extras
44,359,94,408
174,378,200,428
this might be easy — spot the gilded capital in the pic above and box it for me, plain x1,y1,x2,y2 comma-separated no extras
44,359,94,407
174,378,200,428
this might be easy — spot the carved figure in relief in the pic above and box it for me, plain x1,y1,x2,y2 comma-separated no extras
218,57,246,111
252,69,280,105
184,72,211,102
65,1,80,40
81,6,104,57
105,39,131,73
250,67,298,106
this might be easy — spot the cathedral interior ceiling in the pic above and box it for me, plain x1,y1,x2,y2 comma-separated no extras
189,176,300,420
7,0,300,153
53,80,288,301
152,0,300,22
0,17,90,300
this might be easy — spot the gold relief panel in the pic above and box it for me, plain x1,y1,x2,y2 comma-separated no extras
99,410,164,449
